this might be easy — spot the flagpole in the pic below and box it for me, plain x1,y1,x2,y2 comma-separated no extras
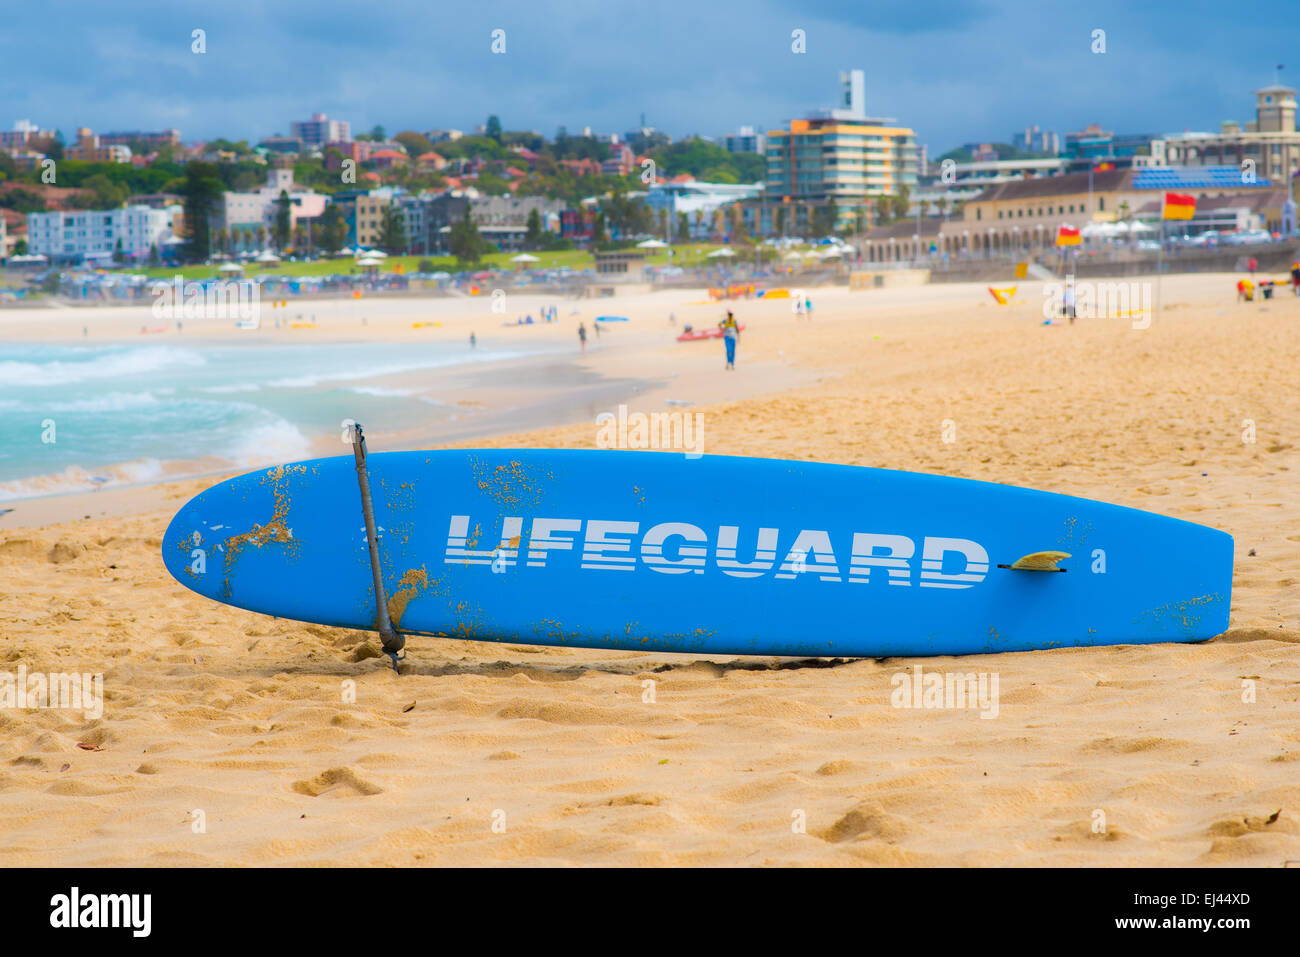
1156,218,1164,328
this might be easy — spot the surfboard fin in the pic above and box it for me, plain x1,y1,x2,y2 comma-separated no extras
998,550,1071,572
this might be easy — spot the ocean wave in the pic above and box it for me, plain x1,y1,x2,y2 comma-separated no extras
201,383,262,394
268,350,526,389
0,458,165,502
0,391,162,413
227,418,313,466
0,346,207,387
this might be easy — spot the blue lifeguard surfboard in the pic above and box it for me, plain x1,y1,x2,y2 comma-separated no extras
161,449,1233,657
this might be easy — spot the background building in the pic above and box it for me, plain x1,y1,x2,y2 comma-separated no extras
0,120,53,151
290,112,351,148
469,195,564,250
1062,124,1159,168
331,190,391,248
1010,125,1060,155
912,157,1067,215
214,167,328,246
647,179,764,239
859,164,1282,263
99,129,181,149
64,128,131,163
26,205,181,263
760,69,918,233
724,126,766,154
1156,85,1300,185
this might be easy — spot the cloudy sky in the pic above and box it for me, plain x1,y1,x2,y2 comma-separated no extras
2,0,1296,154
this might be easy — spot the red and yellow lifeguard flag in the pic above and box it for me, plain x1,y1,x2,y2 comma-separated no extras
1163,192,1196,220
1094,161,1115,172
1056,226,1082,247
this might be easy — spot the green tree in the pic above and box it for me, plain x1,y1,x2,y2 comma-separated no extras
676,212,690,242
319,204,348,255
475,172,511,196
448,210,489,265
13,238,28,255
272,189,293,251
369,125,387,142
394,131,434,158
525,207,542,248
812,199,837,237
113,238,125,264
180,161,225,262
378,204,407,254
486,115,502,143
148,243,160,266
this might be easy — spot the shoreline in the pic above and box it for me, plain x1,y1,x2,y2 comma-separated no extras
0,284,822,528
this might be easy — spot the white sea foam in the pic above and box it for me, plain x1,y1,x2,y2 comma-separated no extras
0,347,207,387
201,383,262,394
0,458,166,502
0,391,162,413
268,350,525,389
228,418,313,466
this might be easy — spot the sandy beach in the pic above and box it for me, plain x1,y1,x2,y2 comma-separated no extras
1,274,1297,866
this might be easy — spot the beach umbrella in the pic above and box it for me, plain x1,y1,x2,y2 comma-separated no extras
217,262,244,274
707,248,736,258
255,250,280,263
511,253,540,263
636,239,667,248
356,256,383,267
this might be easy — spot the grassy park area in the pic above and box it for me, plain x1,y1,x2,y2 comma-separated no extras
119,243,758,282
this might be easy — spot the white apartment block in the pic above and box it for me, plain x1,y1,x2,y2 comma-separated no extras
290,112,351,148
215,168,328,239
26,205,181,262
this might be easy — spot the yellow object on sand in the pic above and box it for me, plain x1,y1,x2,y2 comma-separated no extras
1013,262,1028,279
988,285,1018,305
411,321,443,328
290,322,317,329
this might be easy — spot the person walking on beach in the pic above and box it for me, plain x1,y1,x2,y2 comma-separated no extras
1290,261,1300,296
469,331,477,349
804,295,813,318
578,322,588,354
1062,282,1077,324
718,310,740,370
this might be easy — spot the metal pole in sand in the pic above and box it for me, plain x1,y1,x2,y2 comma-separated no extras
1155,218,1164,327
350,422,405,659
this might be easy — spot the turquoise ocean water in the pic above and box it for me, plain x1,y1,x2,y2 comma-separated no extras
0,340,526,501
